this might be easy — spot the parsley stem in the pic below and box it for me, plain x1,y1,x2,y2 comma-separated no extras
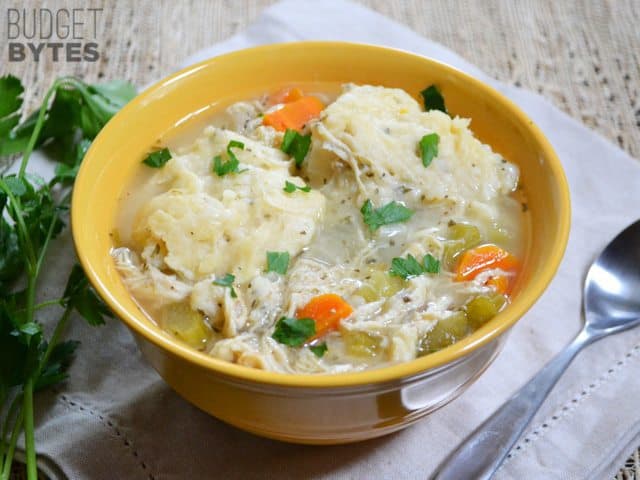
0,408,23,480
11,298,63,315
36,307,72,379
0,181,36,270
18,80,61,179
33,212,60,280
0,388,6,422
22,380,36,480
33,299,63,311
25,274,37,331
0,394,22,462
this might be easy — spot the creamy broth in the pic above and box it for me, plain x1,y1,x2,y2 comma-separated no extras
113,83,528,373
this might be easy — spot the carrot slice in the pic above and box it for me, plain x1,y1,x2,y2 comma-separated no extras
268,87,303,106
263,96,324,132
296,293,353,339
455,244,518,283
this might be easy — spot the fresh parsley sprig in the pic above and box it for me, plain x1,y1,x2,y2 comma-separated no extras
266,251,290,274
283,180,310,193
0,74,132,480
309,342,328,358
389,253,441,280
213,273,238,298
360,199,414,232
280,129,311,168
419,133,439,167
272,316,315,347
142,148,172,168
420,85,447,114
271,317,328,358
213,140,246,177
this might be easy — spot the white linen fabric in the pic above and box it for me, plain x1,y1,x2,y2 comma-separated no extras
22,1,640,478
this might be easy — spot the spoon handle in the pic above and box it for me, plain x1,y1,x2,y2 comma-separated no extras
432,329,593,480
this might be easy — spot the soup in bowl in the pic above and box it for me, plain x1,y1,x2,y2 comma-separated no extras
73,42,569,443
113,83,526,374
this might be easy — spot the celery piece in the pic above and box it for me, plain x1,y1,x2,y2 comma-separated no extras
161,303,211,348
443,223,481,268
344,331,384,358
417,311,469,355
356,270,404,302
465,295,499,329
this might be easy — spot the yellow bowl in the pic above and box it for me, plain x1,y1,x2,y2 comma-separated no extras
72,42,570,444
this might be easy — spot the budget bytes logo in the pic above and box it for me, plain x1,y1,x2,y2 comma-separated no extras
6,8,103,62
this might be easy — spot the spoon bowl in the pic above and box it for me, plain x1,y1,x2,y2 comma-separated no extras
433,219,640,480
584,220,640,331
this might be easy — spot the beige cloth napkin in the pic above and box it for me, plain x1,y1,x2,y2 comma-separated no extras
25,1,640,478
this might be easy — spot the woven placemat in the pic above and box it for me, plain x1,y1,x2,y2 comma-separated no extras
1,1,638,478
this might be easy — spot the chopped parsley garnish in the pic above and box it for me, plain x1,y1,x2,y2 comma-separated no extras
266,251,290,274
309,342,328,358
420,85,447,114
272,316,316,347
213,273,237,298
283,180,311,193
213,140,246,176
281,129,297,151
390,253,441,280
419,133,439,167
360,199,414,232
142,147,172,168
280,128,311,168
422,253,441,273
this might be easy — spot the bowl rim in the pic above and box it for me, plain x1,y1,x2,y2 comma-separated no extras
73,41,571,389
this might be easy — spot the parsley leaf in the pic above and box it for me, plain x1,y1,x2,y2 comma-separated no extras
227,140,245,154
213,273,237,298
360,199,414,232
62,264,112,326
266,251,290,274
19,322,42,337
0,75,24,143
390,254,424,279
420,85,447,113
4,78,135,156
213,155,237,176
280,129,311,168
0,300,30,389
0,214,21,289
0,75,24,118
281,129,297,151
390,253,441,279
1,175,64,263
3,175,27,196
423,253,441,274
309,342,328,358
89,80,137,111
213,140,246,176
419,133,439,168
283,180,311,193
34,340,79,391
142,148,172,168
272,316,315,347
52,138,92,186
0,76,135,165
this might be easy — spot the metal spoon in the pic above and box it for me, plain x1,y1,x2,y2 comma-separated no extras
432,219,640,480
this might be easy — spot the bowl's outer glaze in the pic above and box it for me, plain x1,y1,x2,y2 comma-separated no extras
72,42,570,443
